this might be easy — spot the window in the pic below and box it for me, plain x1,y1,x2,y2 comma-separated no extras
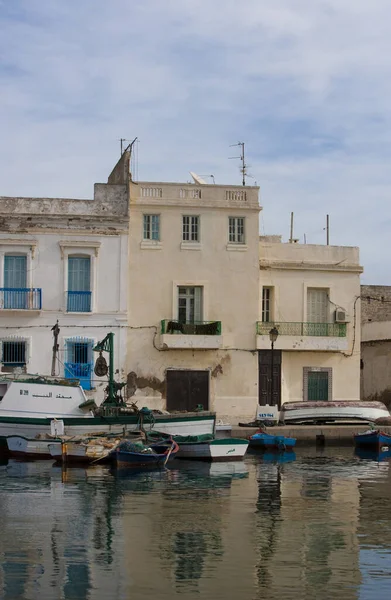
67,256,91,312
307,288,329,335
228,217,245,244
182,216,200,242
143,214,160,241
262,287,273,322
4,255,27,309
2,340,26,366
64,338,93,390
178,287,203,323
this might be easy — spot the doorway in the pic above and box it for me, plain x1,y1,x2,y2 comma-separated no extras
166,370,209,412
258,350,282,409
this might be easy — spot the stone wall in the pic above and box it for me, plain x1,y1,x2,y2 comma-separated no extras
361,285,391,323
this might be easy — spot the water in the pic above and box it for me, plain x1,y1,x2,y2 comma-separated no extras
1,448,391,600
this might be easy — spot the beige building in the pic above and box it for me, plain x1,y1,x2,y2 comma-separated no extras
256,237,362,416
126,177,261,423
361,284,391,405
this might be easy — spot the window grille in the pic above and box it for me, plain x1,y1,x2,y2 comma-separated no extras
228,217,245,244
182,216,200,242
64,337,94,390
2,340,26,365
143,214,160,240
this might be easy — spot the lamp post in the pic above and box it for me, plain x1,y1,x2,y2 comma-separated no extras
269,327,279,406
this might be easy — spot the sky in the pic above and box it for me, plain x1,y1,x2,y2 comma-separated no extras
0,0,390,283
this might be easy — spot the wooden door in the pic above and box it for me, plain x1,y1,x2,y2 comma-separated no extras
258,350,282,408
166,370,209,412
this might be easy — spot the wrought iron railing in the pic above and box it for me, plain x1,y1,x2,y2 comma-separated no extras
256,321,347,337
161,320,222,335
67,291,92,312
0,288,42,310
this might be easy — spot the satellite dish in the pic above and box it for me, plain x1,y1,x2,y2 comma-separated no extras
189,172,207,185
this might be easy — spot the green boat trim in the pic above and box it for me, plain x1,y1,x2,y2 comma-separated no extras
209,438,248,445
0,412,216,427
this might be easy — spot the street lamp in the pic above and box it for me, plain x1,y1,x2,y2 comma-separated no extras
269,327,279,406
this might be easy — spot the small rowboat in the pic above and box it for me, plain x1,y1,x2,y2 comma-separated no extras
280,401,390,424
115,439,179,468
6,435,59,459
248,431,296,450
354,429,391,450
147,432,248,461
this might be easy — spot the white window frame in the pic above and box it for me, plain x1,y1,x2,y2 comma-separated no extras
182,215,200,243
0,336,30,368
228,217,245,244
172,280,209,321
0,241,37,290
59,241,100,314
262,287,273,322
143,214,160,241
177,286,203,323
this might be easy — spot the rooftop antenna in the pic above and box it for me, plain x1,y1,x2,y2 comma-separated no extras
229,141,247,186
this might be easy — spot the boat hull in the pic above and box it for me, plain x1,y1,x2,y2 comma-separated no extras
176,438,248,461
6,435,58,459
115,441,179,468
354,430,391,450
249,432,296,450
0,412,216,456
280,401,390,424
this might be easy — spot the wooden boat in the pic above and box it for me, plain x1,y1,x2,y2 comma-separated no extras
354,429,391,450
248,431,296,450
147,432,248,461
354,447,391,462
115,439,179,468
280,401,390,424
0,375,216,455
49,435,126,463
6,435,60,459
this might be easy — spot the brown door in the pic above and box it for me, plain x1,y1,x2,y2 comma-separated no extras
258,350,282,409
166,370,209,412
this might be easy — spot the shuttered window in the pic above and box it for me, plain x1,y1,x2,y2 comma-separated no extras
4,256,27,288
68,257,91,291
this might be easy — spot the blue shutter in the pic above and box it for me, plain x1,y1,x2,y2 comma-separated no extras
64,338,93,390
67,257,91,312
4,256,27,309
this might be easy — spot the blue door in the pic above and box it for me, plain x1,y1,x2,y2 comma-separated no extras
4,255,27,308
67,257,91,312
64,338,93,390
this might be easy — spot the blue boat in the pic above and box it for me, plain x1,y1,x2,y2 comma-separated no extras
115,439,179,468
354,447,391,462
354,429,391,450
248,431,296,450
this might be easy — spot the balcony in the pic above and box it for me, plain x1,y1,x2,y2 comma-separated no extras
256,321,348,352
67,291,92,313
160,320,223,350
0,288,42,311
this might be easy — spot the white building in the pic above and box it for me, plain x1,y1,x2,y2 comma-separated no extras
257,236,362,415
0,153,129,403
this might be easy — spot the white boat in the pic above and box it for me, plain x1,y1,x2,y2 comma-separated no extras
6,435,59,459
280,401,390,424
174,435,249,461
0,375,216,454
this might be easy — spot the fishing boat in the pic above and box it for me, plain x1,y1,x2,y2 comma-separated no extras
49,437,124,463
114,439,179,468
0,333,216,455
354,447,391,462
280,401,390,424
147,432,248,461
248,431,296,450
354,429,391,450
6,435,60,459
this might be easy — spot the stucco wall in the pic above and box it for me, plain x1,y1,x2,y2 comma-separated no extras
126,181,260,422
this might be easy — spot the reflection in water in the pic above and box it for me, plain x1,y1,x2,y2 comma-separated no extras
1,451,391,598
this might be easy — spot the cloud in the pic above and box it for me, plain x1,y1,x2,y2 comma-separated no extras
1,0,391,282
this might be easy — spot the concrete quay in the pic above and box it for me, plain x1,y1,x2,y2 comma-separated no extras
231,423,391,446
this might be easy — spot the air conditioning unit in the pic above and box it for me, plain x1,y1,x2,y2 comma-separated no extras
335,309,348,323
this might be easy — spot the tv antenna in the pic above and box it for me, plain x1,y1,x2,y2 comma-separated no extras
229,141,247,186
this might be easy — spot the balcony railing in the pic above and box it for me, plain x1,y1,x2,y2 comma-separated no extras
161,320,222,335
67,291,92,313
256,321,347,337
0,288,42,310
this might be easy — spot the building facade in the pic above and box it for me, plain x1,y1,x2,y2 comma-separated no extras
257,236,362,416
361,284,391,406
126,179,261,423
0,154,129,403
